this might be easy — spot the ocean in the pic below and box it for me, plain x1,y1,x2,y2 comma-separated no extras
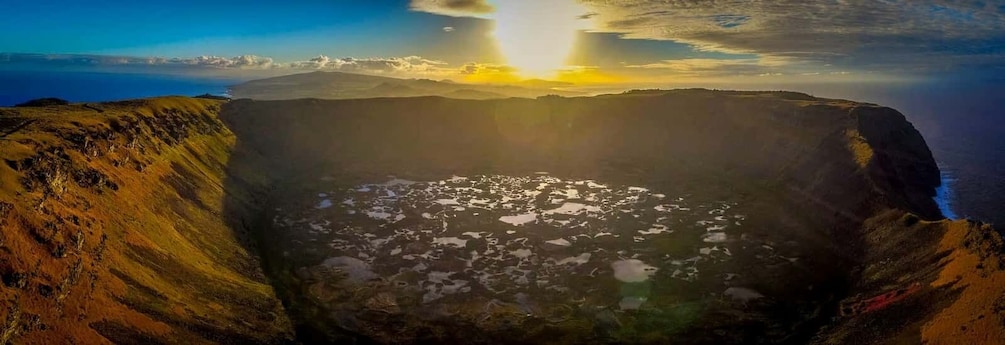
0,70,241,106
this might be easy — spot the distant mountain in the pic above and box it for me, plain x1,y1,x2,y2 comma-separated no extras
14,97,70,107
365,82,427,97
440,88,506,100
513,78,574,89
228,71,581,100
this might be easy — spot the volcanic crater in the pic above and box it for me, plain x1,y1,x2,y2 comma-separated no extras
1,91,1002,345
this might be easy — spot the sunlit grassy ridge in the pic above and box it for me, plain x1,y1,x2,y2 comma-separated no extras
0,97,291,344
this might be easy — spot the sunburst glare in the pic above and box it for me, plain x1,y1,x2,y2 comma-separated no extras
492,0,591,78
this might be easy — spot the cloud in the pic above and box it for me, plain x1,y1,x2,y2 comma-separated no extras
0,53,279,69
458,62,515,75
454,62,522,83
622,58,781,80
623,55,798,78
627,58,762,71
577,0,1005,74
712,15,750,29
442,26,455,32
409,0,493,17
0,53,459,78
171,55,278,69
287,55,450,75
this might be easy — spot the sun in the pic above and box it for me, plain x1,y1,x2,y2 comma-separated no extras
492,1,590,78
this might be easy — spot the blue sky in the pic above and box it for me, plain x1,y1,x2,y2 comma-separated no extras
2,0,1004,85
2,1,436,60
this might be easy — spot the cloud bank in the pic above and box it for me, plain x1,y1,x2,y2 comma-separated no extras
0,53,468,79
287,55,449,74
0,53,279,69
585,0,1005,72
410,0,1005,75
0,52,877,85
409,0,494,17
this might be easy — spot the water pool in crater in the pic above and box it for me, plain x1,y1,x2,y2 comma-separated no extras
264,173,818,342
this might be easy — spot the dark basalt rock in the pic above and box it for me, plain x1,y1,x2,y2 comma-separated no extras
853,106,942,220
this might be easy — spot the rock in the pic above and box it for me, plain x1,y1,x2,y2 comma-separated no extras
1,271,28,289
364,293,400,314
0,202,12,220
307,282,338,304
594,309,622,333
294,267,312,281
724,287,764,304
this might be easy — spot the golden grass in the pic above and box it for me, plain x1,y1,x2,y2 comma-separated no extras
845,129,874,168
0,97,290,344
921,220,1005,343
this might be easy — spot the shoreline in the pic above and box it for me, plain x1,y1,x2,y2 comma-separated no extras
934,168,958,220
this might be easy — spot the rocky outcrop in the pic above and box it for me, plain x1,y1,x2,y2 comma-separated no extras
853,106,942,219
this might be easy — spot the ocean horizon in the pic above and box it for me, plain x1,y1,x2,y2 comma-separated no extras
0,70,242,106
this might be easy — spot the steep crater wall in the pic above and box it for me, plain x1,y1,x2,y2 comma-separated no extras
218,91,973,344
0,98,292,344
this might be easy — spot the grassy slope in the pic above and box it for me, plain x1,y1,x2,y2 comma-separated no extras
813,104,1004,344
0,98,291,344
813,213,1005,344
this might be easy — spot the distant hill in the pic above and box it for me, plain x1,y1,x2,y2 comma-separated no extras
228,71,581,100
14,97,70,107
193,93,231,101
441,88,506,100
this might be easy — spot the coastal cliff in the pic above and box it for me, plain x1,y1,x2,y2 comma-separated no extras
0,91,1001,344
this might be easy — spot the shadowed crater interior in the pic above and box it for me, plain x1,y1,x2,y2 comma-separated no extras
218,91,933,344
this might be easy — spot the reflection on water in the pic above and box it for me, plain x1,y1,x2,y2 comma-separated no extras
271,173,806,341
277,174,746,299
